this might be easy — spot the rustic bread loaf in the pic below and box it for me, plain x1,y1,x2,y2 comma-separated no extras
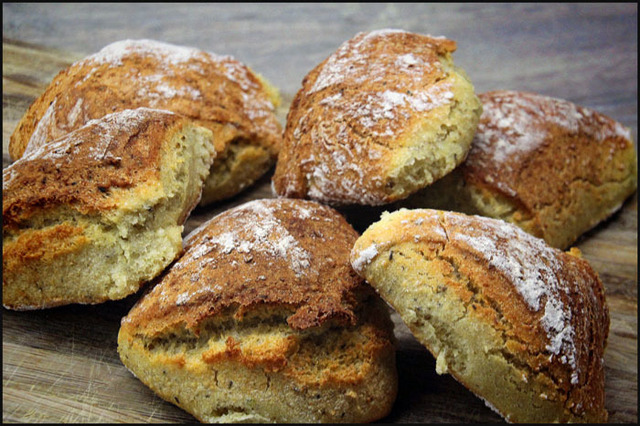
9,39,282,205
272,29,482,205
402,90,638,249
117,198,398,423
3,108,215,310
351,208,609,423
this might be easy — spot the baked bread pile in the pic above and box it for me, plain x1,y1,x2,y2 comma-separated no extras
3,29,636,423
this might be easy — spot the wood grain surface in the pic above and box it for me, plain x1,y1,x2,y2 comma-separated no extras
2,3,637,423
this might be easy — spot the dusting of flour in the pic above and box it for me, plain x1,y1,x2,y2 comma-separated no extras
168,200,318,307
292,30,456,204
23,39,278,156
472,91,632,197
445,212,580,384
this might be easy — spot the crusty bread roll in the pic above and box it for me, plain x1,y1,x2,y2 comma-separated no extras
351,208,609,423
9,39,282,205
118,198,398,423
272,29,482,205
402,90,638,249
3,108,215,310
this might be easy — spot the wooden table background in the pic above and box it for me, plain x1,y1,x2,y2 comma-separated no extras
2,3,637,423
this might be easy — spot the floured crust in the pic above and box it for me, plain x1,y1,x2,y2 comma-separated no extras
468,91,634,191
4,109,180,228
406,90,637,248
351,209,609,423
468,90,637,245
3,108,216,309
118,198,398,422
9,39,282,204
272,29,482,205
123,198,366,335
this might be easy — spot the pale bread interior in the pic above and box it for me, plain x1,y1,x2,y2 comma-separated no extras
385,64,481,201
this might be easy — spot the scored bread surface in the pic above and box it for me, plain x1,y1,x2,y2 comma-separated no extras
9,39,283,204
272,29,482,206
351,208,609,423
118,198,397,423
403,90,638,249
3,108,215,309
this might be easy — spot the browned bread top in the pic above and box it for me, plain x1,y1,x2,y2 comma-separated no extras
122,198,365,336
9,39,281,160
273,29,478,205
3,108,190,231
465,90,635,210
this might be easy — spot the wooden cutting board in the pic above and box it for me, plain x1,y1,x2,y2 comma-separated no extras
2,38,637,423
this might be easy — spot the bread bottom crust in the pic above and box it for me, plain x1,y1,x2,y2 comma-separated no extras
2,219,183,310
117,297,398,423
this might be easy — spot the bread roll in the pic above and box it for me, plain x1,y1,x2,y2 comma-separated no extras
351,208,609,423
272,29,482,205
3,108,215,310
402,90,637,249
9,39,282,205
118,198,397,423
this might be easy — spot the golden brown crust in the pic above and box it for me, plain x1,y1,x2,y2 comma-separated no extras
10,39,280,159
462,90,637,247
9,39,282,202
2,223,89,276
272,29,480,205
123,198,365,336
351,209,609,422
3,108,181,230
